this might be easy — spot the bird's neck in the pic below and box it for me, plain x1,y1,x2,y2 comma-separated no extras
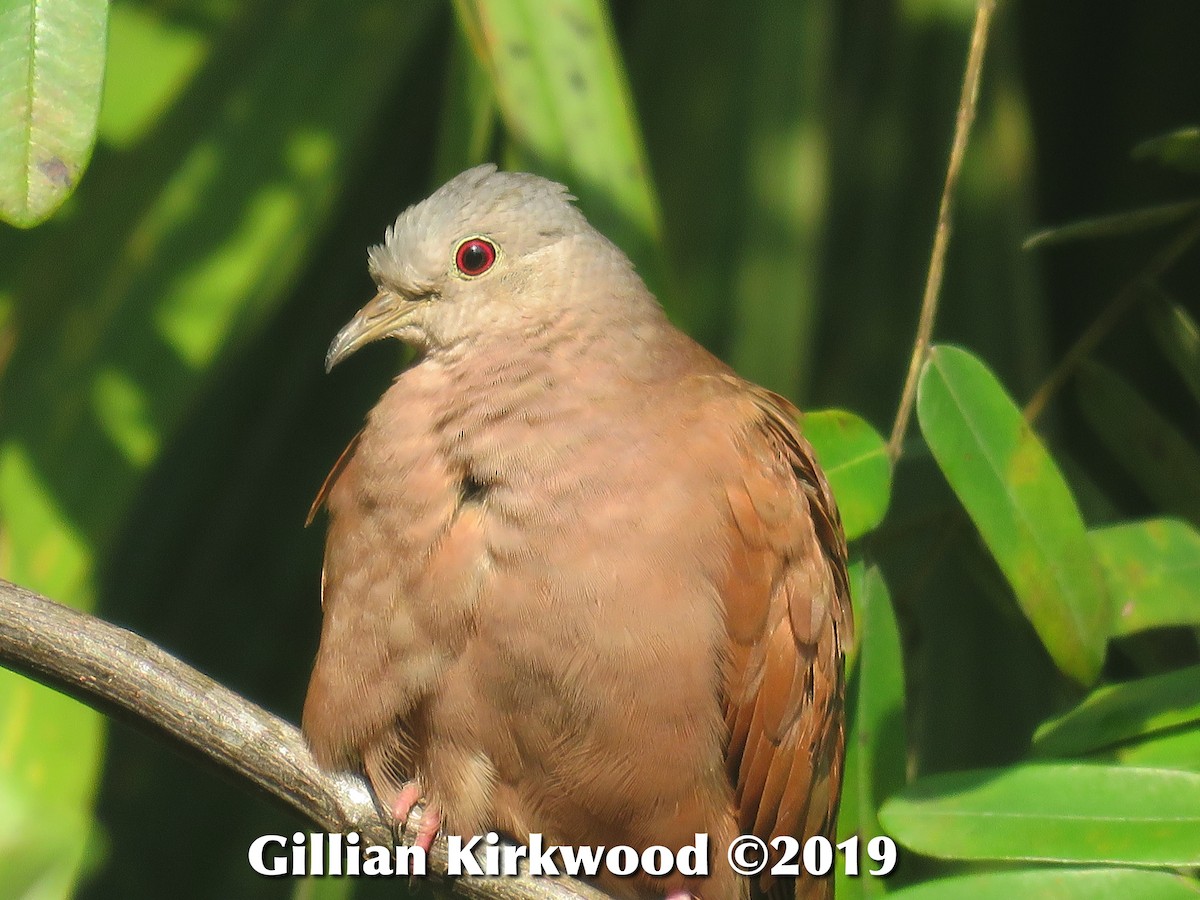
368,301,695,484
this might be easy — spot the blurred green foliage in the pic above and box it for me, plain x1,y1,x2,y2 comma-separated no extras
1,1,1199,898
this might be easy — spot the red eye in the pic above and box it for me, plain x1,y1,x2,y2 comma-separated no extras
455,238,497,276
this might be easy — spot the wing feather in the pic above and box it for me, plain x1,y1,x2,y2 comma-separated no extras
721,386,853,899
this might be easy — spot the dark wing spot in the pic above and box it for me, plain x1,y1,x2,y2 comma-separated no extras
459,472,490,506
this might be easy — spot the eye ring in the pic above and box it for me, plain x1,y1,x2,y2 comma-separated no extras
454,237,498,277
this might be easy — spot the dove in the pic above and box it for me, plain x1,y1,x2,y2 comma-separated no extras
302,165,851,899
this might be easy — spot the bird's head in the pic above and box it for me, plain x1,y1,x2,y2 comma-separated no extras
325,164,612,370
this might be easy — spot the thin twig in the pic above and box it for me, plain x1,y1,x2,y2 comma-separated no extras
1022,212,1200,423
0,578,606,900
887,0,999,462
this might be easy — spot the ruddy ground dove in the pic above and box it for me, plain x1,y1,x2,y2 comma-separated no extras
303,165,852,899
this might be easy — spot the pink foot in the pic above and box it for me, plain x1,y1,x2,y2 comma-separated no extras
389,781,441,853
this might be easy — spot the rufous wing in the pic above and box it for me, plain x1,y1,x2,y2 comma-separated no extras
722,386,853,900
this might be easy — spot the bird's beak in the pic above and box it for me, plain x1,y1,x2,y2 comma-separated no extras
325,290,410,372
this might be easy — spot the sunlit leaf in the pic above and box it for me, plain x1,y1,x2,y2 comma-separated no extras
838,562,905,900
1115,727,1200,773
0,1,439,894
0,0,108,225
1033,665,1200,758
453,0,666,296
805,410,892,541
888,868,1200,900
917,345,1110,684
0,779,90,900
1076,362,1200,526
1090,518,1200,636
97,3,207,149
880,763,1200,866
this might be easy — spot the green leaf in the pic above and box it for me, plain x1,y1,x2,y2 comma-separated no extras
1090,518,1200,637
722,0,832,399
838,562,905,900
1023,199,1200,249
1033,665,1200,758
0,779,90,900
291,876,358,900
888,868,1200,900
452,0,667,297
804,410,892,541
879,764,1200,866
432,24,498,185
0,0,108,226
916,345,1110,684
1076,362,1200,526
96,3,207,150
0,0,438,894
1115,727,1200,772
1147,289,1200,408
1134,126,1200,175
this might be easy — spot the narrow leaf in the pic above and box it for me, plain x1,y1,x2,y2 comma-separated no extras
1076,362,1200,526
888,868,1200,900
1091,518,1200,636
804,410,892,541
1134,126,1200,175
880,764,1200,867
1147,289,1200,408
917,345,1110,683
452,0,667,297
1023,199,1200,249
838,562,905,900
0,0,108,225
1033,665,1200,758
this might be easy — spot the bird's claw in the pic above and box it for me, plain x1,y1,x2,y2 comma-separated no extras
390,781,442,854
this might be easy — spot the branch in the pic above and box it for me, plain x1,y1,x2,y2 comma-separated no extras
0,578,607,900
887,0,998,461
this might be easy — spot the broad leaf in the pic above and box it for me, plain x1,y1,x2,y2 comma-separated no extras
1115,727,1200,773
1033,665,1200,758
917,345,1110,683
888,868,1200,900
838,562,905,900
880,763,1200,866
804,410,891,541
1091,518,1200,636
0,0,108,225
